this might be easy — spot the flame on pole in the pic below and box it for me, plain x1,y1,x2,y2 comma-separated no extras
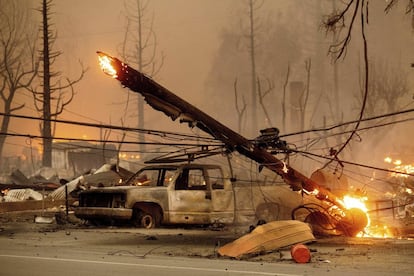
96,51,369,236
97,52,120,78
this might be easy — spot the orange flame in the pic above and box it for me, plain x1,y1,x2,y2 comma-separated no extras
384,156,414,178
342,195,368,212
341,194,393,238
97,52,118,78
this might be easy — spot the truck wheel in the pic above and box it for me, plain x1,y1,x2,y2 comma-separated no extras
136,211,159,229
140,212,156,229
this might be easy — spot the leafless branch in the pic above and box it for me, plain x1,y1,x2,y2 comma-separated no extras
301,59,311,115
323,0,361,60
385,0,414,29
323,0,369,169
0,0,38,161
257,77,274,127
282,64,290,131
233,78,246,133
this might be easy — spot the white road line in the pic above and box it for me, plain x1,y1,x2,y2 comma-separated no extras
0,254,302,276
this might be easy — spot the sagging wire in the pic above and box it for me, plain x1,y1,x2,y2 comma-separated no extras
287,116,408,154
291,203,346,235
0,112,216,143
292,148,414,178
266,143,411,197
279,108,414,139
298,150,400,196
1,132,222,148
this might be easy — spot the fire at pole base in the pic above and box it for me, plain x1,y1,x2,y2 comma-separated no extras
96,51,369,237
340,208,370,237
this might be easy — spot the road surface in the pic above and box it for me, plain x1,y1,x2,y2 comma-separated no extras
0,214,413,275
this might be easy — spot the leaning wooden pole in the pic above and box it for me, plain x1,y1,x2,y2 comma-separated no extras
96,51,367,236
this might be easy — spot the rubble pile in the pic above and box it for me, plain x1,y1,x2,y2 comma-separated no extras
2,188,43,202
0,164,133,208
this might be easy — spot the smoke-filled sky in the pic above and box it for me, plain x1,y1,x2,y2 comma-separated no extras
5,0,414,176
9,0,240,155
52,0,237,133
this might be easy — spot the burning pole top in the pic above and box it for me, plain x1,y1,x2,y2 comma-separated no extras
97,51,368,236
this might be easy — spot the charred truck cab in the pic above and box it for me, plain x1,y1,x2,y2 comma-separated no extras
75,164,236,228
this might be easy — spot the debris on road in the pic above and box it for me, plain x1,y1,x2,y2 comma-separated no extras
290,243,311,263
218,220,315,258
34,215,55,224
2,188,43,202
0,164,133,213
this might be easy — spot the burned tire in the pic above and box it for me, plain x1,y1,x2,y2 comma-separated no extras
132,204,162,229
140,212,156,229
133,208,160,229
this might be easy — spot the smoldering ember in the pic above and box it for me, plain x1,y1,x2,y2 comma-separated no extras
1,0,414,275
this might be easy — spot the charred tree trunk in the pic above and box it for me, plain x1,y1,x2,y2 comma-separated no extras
136,0,145,156
120,0,164,158
32,0,85,168
42,0,52,167
249,0,258,136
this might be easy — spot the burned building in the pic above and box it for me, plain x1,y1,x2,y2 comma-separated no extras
52,141,117,175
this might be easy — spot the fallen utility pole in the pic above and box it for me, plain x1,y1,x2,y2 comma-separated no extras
96,51,367,236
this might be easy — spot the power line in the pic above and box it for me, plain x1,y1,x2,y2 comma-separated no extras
298,150,399,195
291,149,414,177
293,117,414,152
0,132,222,148
5,107,414,147
0,112,216,143
11,94,192,150
280,108,414,138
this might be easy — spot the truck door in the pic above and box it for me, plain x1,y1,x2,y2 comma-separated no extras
207,167,234,224
169,168,212,224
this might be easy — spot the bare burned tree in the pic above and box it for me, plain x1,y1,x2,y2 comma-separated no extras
30,0,86,167
247,0,260,135
233,0,272,136
299,59,312,132
119,0,164,156
257,77,275,128
355,59,410,117
322,0,412,168
281,64,290,132
0,1,38,167
322,0,369,168
385,0,414,29
233,78,247,133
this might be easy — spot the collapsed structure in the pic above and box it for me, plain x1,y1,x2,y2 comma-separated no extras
96,51,369,237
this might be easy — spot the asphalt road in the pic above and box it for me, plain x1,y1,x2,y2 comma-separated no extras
0,227,312,276
0,215,413,276
1,245,411,276
0,253,318,276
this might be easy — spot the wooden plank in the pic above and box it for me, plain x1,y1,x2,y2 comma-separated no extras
218,220,315,258
0,199,76,213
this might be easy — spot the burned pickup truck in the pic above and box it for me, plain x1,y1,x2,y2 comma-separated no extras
74,163,302,228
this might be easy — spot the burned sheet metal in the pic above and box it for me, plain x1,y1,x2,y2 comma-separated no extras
2,189,43,202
